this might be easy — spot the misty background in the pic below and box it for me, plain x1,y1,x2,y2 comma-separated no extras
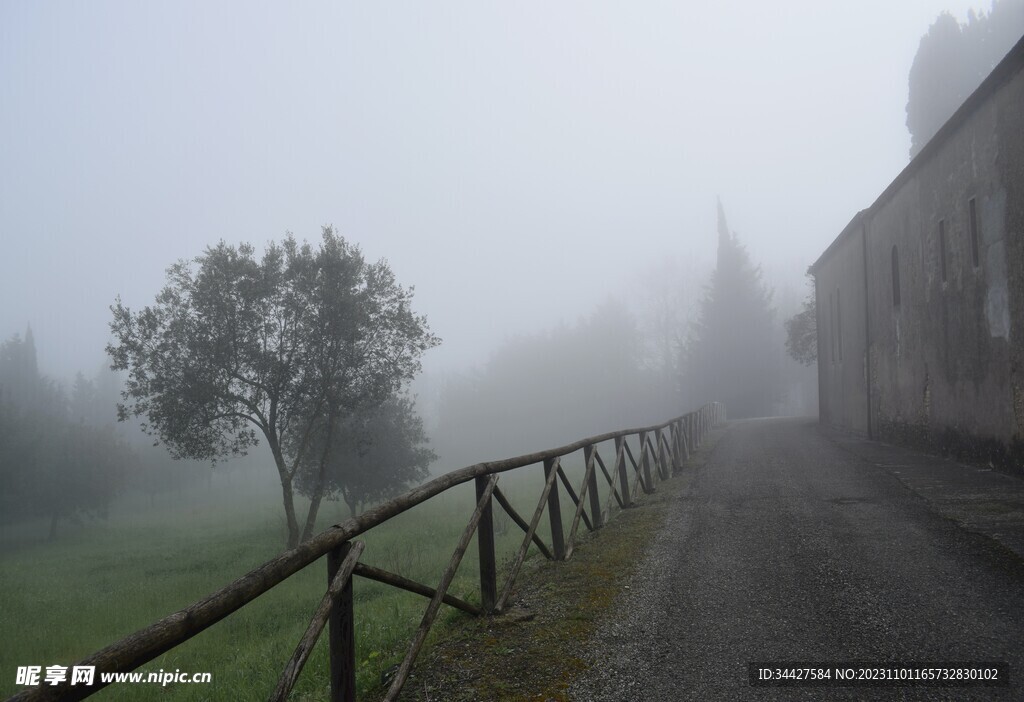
1,1,1015,526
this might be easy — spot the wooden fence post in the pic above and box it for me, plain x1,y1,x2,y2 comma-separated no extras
614,437,631,507
543,458,566,560
669,422,679,474
475,475,497,614
674,419,686,469
655,428,668,480
639,431,654,492
328,542,356,702
584,444,602,529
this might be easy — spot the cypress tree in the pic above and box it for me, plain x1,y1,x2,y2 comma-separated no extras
682,201,781,418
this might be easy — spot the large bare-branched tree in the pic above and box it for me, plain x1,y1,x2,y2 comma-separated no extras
107,227,439,548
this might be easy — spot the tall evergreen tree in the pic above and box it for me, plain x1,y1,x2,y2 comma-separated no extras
682,201,781,418
0,326,41,409
907,1,1024,158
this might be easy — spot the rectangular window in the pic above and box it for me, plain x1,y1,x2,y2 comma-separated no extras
892,246,901,307
969,198,980,268
830,291,835,364
836,288,842,361
939,219,948,283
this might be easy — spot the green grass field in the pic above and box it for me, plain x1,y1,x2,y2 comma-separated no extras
0,453,603,701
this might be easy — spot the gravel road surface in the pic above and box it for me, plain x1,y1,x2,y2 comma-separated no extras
571,417,1024,701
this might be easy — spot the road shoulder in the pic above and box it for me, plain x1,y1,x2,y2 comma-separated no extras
393,429,726,701
822,427,1024,562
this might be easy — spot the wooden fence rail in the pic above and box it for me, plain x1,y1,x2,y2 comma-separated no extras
7,402,725,702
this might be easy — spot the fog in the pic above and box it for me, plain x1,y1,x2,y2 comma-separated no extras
1,1,987,381
0,1,1004,539
6,6,1021,695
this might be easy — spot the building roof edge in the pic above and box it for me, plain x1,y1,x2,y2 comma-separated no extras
810,31,1024,275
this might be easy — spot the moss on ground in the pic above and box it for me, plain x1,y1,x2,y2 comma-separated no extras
390,431,722,701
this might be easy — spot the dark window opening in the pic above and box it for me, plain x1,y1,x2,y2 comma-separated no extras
830,291,835,364
969,197,980,268
939,219,947,283
836,287,842,361
892,245,901,307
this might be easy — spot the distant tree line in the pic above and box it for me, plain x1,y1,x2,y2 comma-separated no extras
4,212,818,545
0,328,228,541
431,202,818,472
0,329,129,539
431,298,679,470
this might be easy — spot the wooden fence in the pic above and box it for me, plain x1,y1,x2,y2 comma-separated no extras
8,402,725,702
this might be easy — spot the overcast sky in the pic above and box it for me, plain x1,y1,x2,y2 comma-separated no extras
0,0,995,379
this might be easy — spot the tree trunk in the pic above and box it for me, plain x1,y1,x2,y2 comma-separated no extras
300,413,336,543
270,440,301,549
281,476,300,549
343,492,359,519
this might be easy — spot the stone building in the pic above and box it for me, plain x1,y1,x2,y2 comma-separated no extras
809,33,1024,471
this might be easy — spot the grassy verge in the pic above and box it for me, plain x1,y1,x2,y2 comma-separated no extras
0,452,608,700
1,430,722,701
394,429,723,701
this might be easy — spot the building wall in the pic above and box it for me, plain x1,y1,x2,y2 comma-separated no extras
815,215,868,434
812,35,1024,469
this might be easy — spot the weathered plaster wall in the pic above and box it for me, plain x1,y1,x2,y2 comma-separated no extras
812,36,1024,470
1000,51,1024,461
866,118,1014,453
815,216,868,434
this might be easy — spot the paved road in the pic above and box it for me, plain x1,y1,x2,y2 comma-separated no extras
571,417,1024,701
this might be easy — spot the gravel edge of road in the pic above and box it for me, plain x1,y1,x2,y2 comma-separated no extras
387,428,726,702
